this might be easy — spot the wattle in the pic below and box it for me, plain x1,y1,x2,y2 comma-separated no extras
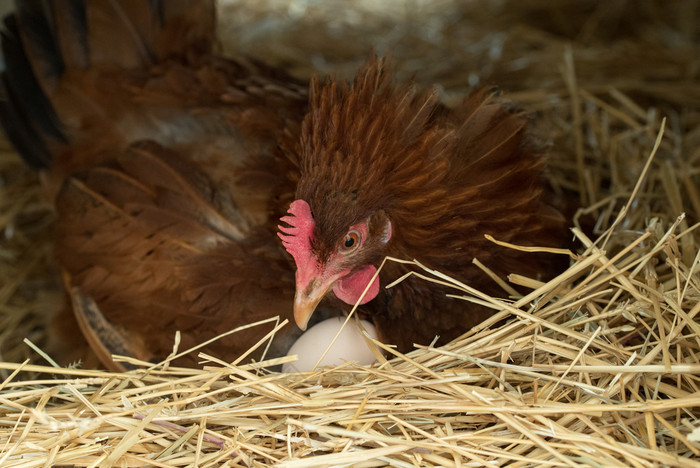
332,265,380,306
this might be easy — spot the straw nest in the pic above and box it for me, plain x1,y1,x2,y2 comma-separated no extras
1,0,699,466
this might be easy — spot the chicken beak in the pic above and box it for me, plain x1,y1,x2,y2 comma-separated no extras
293,276,336,330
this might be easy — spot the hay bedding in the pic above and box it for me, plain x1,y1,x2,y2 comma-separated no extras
0,0,699,466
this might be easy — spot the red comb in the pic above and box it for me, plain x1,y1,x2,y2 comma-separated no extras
278,200,315,263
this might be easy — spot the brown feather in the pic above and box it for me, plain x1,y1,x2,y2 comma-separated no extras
1,3,569,368
292,58,568,351
55,142,301,368
2,1,309,368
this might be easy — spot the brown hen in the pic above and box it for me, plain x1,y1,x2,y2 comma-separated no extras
0,0,567,370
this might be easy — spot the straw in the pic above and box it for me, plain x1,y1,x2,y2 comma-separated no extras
1,0,699,466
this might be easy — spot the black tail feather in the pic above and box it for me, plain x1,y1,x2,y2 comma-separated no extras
0,0,216,168
0,77,53,168
0,12,65,168
51,0,89,70
15,0,65,79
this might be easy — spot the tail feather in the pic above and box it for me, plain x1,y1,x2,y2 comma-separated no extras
52,0,89,70
82,0,216,68
0,0,216,167
0,13,64,167
15,1,66,81
0,80,54,167
84,0,165,68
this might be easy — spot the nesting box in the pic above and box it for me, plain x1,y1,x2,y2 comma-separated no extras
0,1,698,466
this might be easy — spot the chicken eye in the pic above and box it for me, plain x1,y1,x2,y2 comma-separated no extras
339,231,361,253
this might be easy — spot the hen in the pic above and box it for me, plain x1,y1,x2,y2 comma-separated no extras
0,1,566,370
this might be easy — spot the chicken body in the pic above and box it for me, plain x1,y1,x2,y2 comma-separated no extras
282,67,568,351
1,0,309,369
1,0,566,369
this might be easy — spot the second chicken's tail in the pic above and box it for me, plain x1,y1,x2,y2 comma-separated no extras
0,0,216,168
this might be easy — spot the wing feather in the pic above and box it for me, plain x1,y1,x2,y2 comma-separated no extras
55,141,298,367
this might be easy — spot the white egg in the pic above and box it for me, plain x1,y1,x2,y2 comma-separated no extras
282,317,379,372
